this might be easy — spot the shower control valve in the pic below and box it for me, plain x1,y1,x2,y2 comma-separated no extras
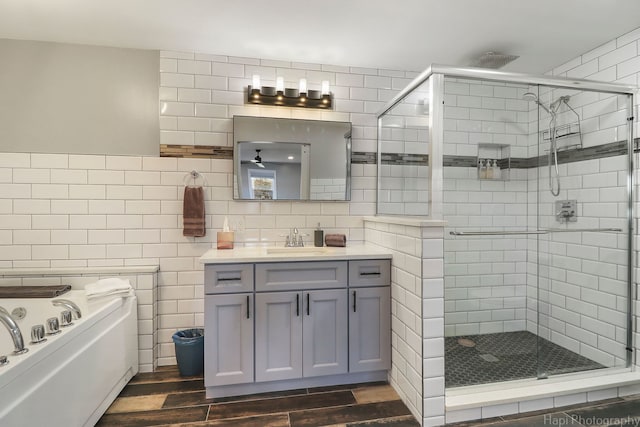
555,200,577,223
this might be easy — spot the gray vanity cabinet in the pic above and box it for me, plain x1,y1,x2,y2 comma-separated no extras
255,289,348,382
204,292,254,386
204,257,390,397
349,286,391,372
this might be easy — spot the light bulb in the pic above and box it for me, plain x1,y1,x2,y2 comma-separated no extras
252,74,261,90
299,78,307,93
276,76,284,92
321,80,330,95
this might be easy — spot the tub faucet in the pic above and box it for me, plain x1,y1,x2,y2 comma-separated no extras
0,307,27,355
52,299,82,319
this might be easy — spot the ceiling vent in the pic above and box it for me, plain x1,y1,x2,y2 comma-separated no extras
469,51,519,69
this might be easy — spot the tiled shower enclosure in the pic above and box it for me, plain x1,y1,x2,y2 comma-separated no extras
377,65,635,412
441,75,632,385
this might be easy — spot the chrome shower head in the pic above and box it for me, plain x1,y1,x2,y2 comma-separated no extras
522,92,552,115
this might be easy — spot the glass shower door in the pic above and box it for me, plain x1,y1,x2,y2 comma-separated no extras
442,76,536,387
535,86,633,378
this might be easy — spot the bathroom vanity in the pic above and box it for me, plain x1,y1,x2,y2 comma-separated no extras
200,245,392,398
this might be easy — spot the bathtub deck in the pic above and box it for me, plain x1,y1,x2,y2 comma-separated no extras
96,366,418,426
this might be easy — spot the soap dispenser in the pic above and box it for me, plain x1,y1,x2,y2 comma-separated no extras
485,159,493,179
314,223,324,247
492,159,501,180
478,159,486,179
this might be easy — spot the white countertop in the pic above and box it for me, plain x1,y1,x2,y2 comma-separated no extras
199,243,392,264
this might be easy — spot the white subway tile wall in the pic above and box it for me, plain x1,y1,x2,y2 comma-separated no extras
443,79,530,336
364,220,446,427
378,81,430,216
364,221,423,421
532,154,630,367
538,32,638,367
0,52,412,366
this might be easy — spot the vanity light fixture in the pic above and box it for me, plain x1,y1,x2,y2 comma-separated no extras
247,76,332,109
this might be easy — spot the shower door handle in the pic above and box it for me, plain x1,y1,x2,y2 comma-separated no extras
545,228,622,233
450,230,546,236
450,228,622,237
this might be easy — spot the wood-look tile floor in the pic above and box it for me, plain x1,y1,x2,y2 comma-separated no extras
446,393,640,427
97,366,419,427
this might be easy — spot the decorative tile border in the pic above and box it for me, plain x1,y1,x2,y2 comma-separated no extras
161,138,636,168
443,139,637,169
381,153,428,165
351,151,377,164
160,144,233,159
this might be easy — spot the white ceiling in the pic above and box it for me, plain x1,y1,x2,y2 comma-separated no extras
1,0,640,74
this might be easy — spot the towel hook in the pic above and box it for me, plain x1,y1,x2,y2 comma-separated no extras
183,170,206,187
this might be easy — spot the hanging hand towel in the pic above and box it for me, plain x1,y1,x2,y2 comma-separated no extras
183,186,206,237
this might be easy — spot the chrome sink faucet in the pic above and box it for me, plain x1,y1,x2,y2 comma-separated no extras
284,228,305,247
0,307,27,355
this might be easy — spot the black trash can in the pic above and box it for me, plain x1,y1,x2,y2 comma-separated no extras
172,328,204,376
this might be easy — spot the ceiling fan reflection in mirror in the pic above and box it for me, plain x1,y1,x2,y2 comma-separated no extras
250,149,265,168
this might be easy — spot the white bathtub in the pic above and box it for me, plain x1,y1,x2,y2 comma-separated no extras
0,290,138,426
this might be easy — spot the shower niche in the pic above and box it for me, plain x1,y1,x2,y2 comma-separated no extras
476,143,510,181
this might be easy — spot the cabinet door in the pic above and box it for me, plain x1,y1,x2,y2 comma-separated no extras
303,289,348,377
204,293,253,386
255,292,303,382
349,287,391,372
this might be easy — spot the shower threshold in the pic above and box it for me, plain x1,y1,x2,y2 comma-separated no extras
445,331,604,388
446,367,640,415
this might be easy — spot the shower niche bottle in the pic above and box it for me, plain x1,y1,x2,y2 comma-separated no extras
485,159,493,179
478,159,487,179
492,160,501,180
477,144,511,181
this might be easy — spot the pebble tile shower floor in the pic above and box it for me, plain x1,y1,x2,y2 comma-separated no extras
445,331,604,388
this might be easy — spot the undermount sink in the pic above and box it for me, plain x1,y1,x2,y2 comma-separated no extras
265,246,332,255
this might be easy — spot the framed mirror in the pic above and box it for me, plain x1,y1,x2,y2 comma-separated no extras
233,116,351,201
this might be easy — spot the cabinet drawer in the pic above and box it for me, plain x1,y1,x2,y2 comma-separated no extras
348,259,391,287
205,264,254,294
256,261,347,292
